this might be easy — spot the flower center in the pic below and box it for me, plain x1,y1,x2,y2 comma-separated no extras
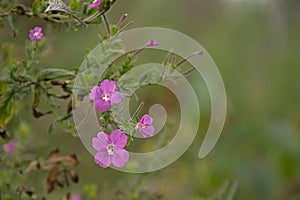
33,32,39,37
107,144,115,155
136,123,146,129
102,94,110,102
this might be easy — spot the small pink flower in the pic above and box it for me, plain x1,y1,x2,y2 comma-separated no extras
146,39,159,47
89,79,123,112
3,141,16,153
29,26,43,41
92,130,129,168
192,51,204,56
136,114,155,137
89,0,102,8
72,194,82,200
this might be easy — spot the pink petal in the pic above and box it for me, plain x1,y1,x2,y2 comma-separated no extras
94,99,111,112
111,148,129,168
139,125,155,137
92,132,109,151
89,86,99,101
37,33,43,39
100,79,116,94
72,194,82,200
3,141,16,153
146,39,159,47
111,91,123,105
89,0,102,8
109,129,128,148
94,150,111,168
140,114,153,125
34,26,42,32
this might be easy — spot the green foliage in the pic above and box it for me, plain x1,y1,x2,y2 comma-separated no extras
70,0,80,12
0,84,18,128
36,68,75,81
32,0,42,15
82,184,97,200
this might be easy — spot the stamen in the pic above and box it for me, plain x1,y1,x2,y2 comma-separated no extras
102,94,110,102
107,144,115,155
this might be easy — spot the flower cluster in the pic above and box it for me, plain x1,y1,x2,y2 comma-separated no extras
89,79,155,168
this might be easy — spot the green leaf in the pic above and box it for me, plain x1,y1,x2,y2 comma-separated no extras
48,122,55,133
7,15,17,36
25,46,33,60
56,113,72,122
83,184,97,200
27,60,40,70
37,68,75,81
32,0,41,15
0,81,9,95
69,0,80,11
32,86,41,109
0,95,18,129
138,72,148,85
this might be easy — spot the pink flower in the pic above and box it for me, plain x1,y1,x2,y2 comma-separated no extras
146,39,159,47
3,141,16,153
72,194,82,200
29,26,43,41
89,0,102,8
136,114,155,137
89,79,123,112
92,130,129,168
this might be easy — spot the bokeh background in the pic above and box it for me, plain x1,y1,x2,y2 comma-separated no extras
1,0,300,199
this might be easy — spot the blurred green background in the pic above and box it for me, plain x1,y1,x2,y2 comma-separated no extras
1,0,300,199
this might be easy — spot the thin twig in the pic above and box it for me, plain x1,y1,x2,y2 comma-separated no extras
182,67,196,77
226,180,239,200
118,21,134,33
102,14,111,35
131,102,144,120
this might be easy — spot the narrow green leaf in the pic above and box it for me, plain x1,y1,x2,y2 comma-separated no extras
48,122,55,133
0,95,18,129
37,68,75,81
32,86,41,109
7,15,17,36
0,81,9,95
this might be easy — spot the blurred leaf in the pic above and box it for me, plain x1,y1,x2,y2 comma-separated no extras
0,95,18,129
27,60,40,70
83,184,97,200
57,113,72,122
7,15,17,36
2,43,15,66
138,72,148,85
18,122,30,140
32,0,41,15
37,68,75,81
110,24,118,35
48,122,55,133
0,81,9,95
25,46,33,60
32,86,41,109
69,0,80,12
81,2,89,15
